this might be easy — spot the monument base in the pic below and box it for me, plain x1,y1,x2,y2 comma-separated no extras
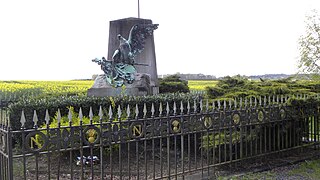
87,73,158,97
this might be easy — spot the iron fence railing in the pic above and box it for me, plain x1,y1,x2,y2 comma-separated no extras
0,96,319,179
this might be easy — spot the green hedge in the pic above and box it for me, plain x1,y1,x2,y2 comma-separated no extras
9,93,202,131
159,74,189,93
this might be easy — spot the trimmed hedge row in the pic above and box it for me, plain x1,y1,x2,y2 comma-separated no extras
9,93,201,131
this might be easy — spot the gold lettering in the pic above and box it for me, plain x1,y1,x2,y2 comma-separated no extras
133,125,142,137
30,136,42,149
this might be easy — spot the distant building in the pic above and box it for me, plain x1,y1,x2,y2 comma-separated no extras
159,73,217,80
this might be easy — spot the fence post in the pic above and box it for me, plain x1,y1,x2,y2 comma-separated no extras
6,111,13,180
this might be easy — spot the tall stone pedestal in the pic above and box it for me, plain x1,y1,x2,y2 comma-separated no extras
88,17,159,97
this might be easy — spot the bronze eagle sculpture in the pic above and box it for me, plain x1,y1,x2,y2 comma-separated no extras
93,23,158,87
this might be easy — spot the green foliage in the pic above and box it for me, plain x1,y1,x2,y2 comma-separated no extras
288,159,320,179
217,75,249,88
8,93,201,131
205,87,225,99
204,75,320,100
159,74,190,93
298,9,320,75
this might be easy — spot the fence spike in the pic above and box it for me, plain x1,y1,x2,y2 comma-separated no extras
194,100,197,113
180,101,184,114
187,100,190,113
223,100,226,109
20,110,26,128
57,109,61,124
118,105,122,119
218,100,221,109
206,99,209,112
268,96,271,106
45,109,50,125
143,103,147,118
127,104,131,118
212,100,215,111
166,102,170,115
276,95,279,104
33,110,38,128
159,102,163,116
135,104,139,118
244,98,247,108
199,99,203,112
234,98,237,109
250,97,252,107
79,107,83,122
259,96,262,106
264,96,267,106
68,108,72,123
229,99,232,109
173,101,177,115
99,106,103,120
109,105,113,120
151,103,155,116
89,107,93,123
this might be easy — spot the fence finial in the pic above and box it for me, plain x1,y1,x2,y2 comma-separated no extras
143,103,147,118
151,103,155,117
57,109,61,124
206,99,209,112
33,110,38,128
135,104,139,118
45,109,50,125
166,102,170,115
99,106,103,120
79,107,83,122
212,100,215,111
118,105,122,119
68,108,72,124
173,101,177,115
180,101,184,114
89,107,93,124
159,102,163,116
20,110,26,128
127,104,131,118
109,105,113,120
187,101,190,113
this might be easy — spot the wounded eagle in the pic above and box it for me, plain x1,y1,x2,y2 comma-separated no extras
92,23,158,87
112,23,159,65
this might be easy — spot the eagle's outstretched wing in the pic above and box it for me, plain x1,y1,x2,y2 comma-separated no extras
128,23,158,57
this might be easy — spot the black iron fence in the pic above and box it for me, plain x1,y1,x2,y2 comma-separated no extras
0,95,319,179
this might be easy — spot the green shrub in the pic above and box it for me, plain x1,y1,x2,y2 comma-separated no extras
9,93,201,131
159,74,189,93
205,86,225,98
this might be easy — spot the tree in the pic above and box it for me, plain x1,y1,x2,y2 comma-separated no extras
298,10,320,75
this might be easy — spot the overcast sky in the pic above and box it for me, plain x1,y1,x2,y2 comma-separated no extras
0,0,319,80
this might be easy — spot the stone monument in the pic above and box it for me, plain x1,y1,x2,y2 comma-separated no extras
88,18,159,97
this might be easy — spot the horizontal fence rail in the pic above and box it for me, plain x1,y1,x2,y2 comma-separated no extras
0,95,319,179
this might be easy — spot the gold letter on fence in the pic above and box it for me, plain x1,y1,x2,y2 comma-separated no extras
133,125,142,137
30,136,42,149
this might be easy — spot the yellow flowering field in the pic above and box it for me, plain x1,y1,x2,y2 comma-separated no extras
0,80,215,99
188,80,218,90
0,80,94,98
